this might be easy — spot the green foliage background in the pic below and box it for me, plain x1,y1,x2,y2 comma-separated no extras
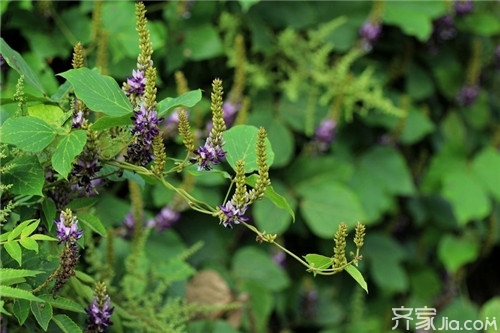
1,1,500,332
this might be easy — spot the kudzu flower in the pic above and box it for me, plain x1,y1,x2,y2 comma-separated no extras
432,15,456,42
126,104,162,166
124,69,146,98
456,85,479,107
359,21,382,51
219,199,249,228
454,0,474,16
55,209,83,244
85,282,114,333
222,99,241,127
313,118,337,152
71,157,103,196
193,137,227,171
147,205,180,232
72,110,85,128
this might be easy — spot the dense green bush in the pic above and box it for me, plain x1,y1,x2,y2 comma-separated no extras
1,1,500,332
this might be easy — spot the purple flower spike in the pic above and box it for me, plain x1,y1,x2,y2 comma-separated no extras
127,104,163,165
313,119,337,152
55,210,83,244
86,296,114,332
194,138,226,171
454,0,474,16
149,206,180,232
219,200,249,228
456,85,479,107
433,15,456,42
222,100,241,126
125,69,146,97
359,22,382,51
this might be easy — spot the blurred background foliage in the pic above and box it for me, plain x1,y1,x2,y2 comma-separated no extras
1,0,500,332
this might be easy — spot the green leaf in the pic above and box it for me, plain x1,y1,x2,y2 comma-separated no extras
183,25,223,61
441,170,491,226
471,147,500,202
223,125,274,173
52,314,83,333
479,297,500,333
20,219,40,238
0,285,44,302
304,254,333,271
2,156,45,196
399,107,435,144
1,116,56,152
0,38,46,95
28,104,68,126
30,234,58,242
8,219,34,241
238,0,260,12
4,240,23,266
42,198,56,232
157,89,203,117
462,12,500,36
91,113,132,131
297,178,366,238
31,301,53,331
51,130,87,179
232,246,290,291
12,299,30,326
383,2,446,41
241,280,273,333
247,174,295,224
345,265,369,294
19,238,39,253
59,68,132,116
406,64,434,101
0,268,44,286
38,295,85,313
438,234,479,274
78,213,107,236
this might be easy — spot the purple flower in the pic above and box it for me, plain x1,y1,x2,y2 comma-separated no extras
432,15,456,42
55,210,83,244
126,104,162,165
193,137,226,171
72,111,85,128
71,158,103,196
147,206,180,232
222,100,241,126
454,0,474,16
219,200,249,228
456,85,479,107
313,119,337,152
86,296,114,333
359,22,382,51
125,69,146,97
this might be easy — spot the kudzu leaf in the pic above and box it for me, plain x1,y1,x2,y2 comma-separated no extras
4,241,22,266
31,301,52,331
1,116,56,152
78,213,107,236
0,285,44,302
1,156,45,196
91,114,132,130
0,38,46,95
157,89,203,117
345,265,369,294
12,299,30,325
51,130,87,179
59,68,132,116
438,234,479,274
28,104,68,126
304,254,333,271
223,125,274,173
52,314,83,333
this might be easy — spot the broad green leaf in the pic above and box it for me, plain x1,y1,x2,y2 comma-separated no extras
304,254,333,271
0,268,44,286
479,297,500,333
471,147,500,202
223,125,274,173
31,301,53,331
383,2,446,41
12,299,30,326
238,0,260,12
0,285,44,302
52,314,83,333
4,240,23,266
247,174,295,224
441,170,491,226
462,12,500,36
438,234,479,274
345,265,368,294
242,280,273,333
38,295,85,313
0,38,46,95
157,89,203,117
78,213,107,236
66,197,100,211
406,64,434,101
59,68,132,116
28,104,68,126
20,219,40,238
232,246,290,291
51,130,87,179
183,25,223,61
1,116,56,152
399,107,435,144
297,178,366,238
2,156,45,196
19,238,39,253
91,113,132,131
